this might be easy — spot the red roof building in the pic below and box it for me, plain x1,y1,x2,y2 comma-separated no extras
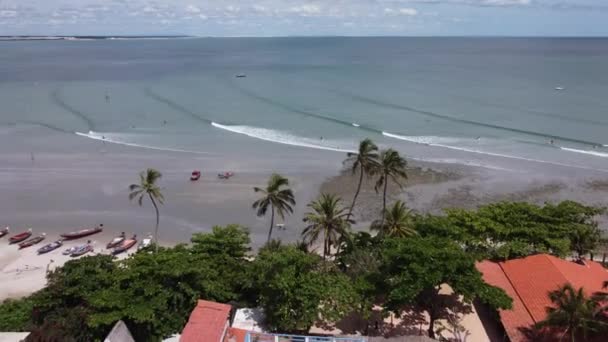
181,300,232,342
476,254,608,342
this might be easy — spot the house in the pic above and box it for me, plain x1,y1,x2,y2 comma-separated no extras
180,300,232,342
476,254,608,342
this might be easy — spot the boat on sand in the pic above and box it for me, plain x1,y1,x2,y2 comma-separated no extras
9,229,32,244
138,234,153,250
71,244,93,257
38,240,63,254
113,235,137,255
190,170,201,181
0,227,9,238
19,234,46,249
107,232,126,249
61,225,103,240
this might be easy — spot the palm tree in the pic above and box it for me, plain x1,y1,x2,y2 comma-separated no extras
302,194,353,259
252,173,296,243
129,168,164,252
375,149,408,226
344,138,379,221
535,284,607,342
371,200,417,238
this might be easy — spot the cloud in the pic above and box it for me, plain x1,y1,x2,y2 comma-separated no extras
384,7,418,16
287,4,322,16
185,5,201,14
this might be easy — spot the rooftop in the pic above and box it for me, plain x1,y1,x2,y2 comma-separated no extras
180,300,232,342
477,254,608,342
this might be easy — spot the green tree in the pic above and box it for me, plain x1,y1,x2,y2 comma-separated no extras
190,224,251,258
129,168,164,251
374,149,408,226
344,138,379,220
380,236,512,339
535,284,607,342
302,194,353,259
371,200,417,238
251,246,359,333
0,298,34,331
252,173,296,243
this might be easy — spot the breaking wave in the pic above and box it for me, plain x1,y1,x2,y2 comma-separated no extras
75,131,212,154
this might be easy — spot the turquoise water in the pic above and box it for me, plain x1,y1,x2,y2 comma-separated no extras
2,37,608,173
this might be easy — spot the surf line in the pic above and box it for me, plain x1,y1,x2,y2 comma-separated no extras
74,131,213,155
382,131,608,173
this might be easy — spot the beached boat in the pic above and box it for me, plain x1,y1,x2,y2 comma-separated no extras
218,171,234,179
0,227,8,238
19,234,46,249
190,170,201,181
60,225,103,240
113,235,137,255
71,244,93,257
8,229,32,244
62,246,77,255
106,232,126,249
235,74,247,78
138,234,153,250
38,240,63,254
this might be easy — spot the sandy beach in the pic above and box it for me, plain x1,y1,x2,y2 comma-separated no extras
2,123,608,300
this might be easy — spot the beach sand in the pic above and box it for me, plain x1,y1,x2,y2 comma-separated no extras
2,124,608,300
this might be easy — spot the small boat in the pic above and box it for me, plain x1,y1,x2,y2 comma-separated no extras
113,235,137,255
106,232,126,249
71,244,93,257
235,74,247,78
190,170,201,181
0,227,9,238
217,171,234,180
61,225,103,240
19,234,46,249
138,234,153,250
38,240,63,254
62,246,78,255
9,229,32,244
555,86,565,91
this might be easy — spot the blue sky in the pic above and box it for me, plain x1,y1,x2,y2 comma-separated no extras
0,0,606,36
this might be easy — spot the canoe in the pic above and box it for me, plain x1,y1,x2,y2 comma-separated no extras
38,240,63,254
61,226,103,240
106,233,126,249
9,229,32,244
0,227,8,238
71,244,93,257
62,246,77,255
113,235,137,255
19,234,46,249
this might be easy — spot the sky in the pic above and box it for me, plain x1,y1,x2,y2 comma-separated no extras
0,0,606,37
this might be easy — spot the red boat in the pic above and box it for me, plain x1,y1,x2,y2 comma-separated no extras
60,225,103,240
19,234,46,249
112,235,137,255
9,229,32,244
0,227,8,238
190,170,201,181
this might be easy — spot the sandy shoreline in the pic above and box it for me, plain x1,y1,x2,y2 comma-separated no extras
2,125,608,300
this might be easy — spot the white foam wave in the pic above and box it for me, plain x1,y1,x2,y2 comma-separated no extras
75,131,212,154
211,122,355,153
351,123,360,127
382,131,608,173
561,147,608,158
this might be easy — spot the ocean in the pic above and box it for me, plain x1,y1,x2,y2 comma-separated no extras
2,37,608,174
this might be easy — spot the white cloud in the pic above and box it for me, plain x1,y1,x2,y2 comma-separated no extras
288,4,321,16
185,5,201,14
384,7,418,16
199,14,208,20
0,10,17,18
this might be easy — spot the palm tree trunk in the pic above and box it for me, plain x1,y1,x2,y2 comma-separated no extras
149,194,160,253
381,174,388,227
347,169,364,221
267,206,275,243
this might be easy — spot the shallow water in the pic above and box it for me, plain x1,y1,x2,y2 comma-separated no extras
1,37,608,174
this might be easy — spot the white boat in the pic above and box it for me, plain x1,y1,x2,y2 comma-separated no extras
555,86,565,91
138,234,153,250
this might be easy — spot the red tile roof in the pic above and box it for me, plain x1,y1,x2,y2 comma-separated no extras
224,327,248,342
477,254,608,342
181,300,232,342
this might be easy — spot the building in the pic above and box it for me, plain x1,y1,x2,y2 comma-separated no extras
476,254,608,342
180,300,232,342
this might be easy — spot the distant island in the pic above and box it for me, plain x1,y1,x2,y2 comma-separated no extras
0,35,192,41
